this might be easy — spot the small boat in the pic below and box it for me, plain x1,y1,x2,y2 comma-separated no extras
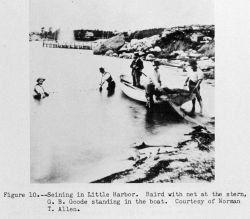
120,74,196,121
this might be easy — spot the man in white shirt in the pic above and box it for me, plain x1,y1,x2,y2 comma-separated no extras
99,67,116,92
33,78,49,100
145,60,162,108
183,59,204,114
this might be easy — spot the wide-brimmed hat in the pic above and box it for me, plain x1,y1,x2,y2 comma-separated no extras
36,78,46,83
153,60,160,66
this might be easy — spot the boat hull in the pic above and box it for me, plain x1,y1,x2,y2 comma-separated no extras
119,74,195,120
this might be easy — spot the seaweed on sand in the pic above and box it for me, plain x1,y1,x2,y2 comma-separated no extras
128,158,188,183
91,169,133,183
185,160,215,182
133,157,148,167
133,142,171,150
179,125,215,151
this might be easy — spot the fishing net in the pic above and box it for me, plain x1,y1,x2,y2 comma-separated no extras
158,87,195,106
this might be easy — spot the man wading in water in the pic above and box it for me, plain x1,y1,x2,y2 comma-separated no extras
33,78,49,100
183,59,204,115
130,52,144,88
99,67,116,93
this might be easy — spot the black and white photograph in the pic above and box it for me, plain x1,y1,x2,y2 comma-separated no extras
3,0,250,217
30,0,215,183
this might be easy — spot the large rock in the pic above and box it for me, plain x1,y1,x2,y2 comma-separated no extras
93,44,107,55
93,34,125,55
105,34,125,50
131,35,160,51
145,54,155,61
119,53,134,59
197,59,215,70
119,35,160,53
198,42,214,57
201,36,213,44
119,44,129,52
158,58,185,67
105,50,114,56
149,46,162,53
92,39,107,54
200,56,209,60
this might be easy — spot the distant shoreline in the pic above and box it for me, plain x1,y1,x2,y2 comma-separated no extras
30,40,215,80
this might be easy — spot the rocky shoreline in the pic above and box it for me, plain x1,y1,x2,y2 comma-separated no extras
92,122,215,183
92,25,215,79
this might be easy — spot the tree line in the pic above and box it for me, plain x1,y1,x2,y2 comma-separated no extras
125,28,165,41
73,28,165,41
74,29,116,41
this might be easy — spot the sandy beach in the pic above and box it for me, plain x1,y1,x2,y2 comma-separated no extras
92,123,214,183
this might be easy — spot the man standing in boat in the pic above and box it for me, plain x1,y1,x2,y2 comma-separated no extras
130,52,144,88
99,67,116,92
145,60,162,108
183,59,204,115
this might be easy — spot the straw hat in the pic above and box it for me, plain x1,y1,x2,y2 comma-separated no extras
36,78,46,83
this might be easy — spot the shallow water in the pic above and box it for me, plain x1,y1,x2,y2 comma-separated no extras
30,42,214,183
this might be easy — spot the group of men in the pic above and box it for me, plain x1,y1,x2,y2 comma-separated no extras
128,52,204,114
34,52,204,114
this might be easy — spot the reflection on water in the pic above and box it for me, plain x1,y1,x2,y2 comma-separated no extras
144,110,181,134
30,42,214,183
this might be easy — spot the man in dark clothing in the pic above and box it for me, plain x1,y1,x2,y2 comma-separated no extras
130,52,144,87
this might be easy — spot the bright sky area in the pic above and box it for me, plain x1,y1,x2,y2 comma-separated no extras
30,0,214,32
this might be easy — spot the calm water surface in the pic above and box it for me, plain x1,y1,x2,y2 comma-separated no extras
30,42,214,183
